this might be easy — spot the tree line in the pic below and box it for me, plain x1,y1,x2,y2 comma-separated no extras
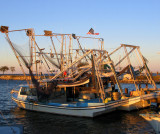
0,66,15,74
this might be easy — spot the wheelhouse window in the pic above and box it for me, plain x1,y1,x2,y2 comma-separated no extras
20,87,37,96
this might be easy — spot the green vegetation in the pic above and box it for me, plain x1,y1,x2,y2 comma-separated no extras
0,66,9,74
10,67,15,74
0,66,16,74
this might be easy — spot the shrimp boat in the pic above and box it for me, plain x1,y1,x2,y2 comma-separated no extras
1,26,159,117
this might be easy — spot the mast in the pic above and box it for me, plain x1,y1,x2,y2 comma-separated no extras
60,35,64,72
137,47,157,89
30,29,38,77
91,52,97,90
122,44,139,91
50,36,60,66
106,51,124,96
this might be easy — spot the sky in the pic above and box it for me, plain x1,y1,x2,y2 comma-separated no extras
0,0,160,73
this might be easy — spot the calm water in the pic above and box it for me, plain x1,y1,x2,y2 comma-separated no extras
0,80,159,134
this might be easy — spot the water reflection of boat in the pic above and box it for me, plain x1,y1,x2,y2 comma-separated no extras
1,26,159,117
0,125,23,134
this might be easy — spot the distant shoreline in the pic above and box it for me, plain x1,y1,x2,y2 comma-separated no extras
0,75,50,80
0,74,160,84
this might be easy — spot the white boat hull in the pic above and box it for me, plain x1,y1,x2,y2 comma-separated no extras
12,97,116,117
118,93,156,111
118,98,150,111
12,92,159,117
140,114,160,134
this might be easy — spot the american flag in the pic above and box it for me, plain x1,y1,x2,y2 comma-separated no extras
87,28,99,35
